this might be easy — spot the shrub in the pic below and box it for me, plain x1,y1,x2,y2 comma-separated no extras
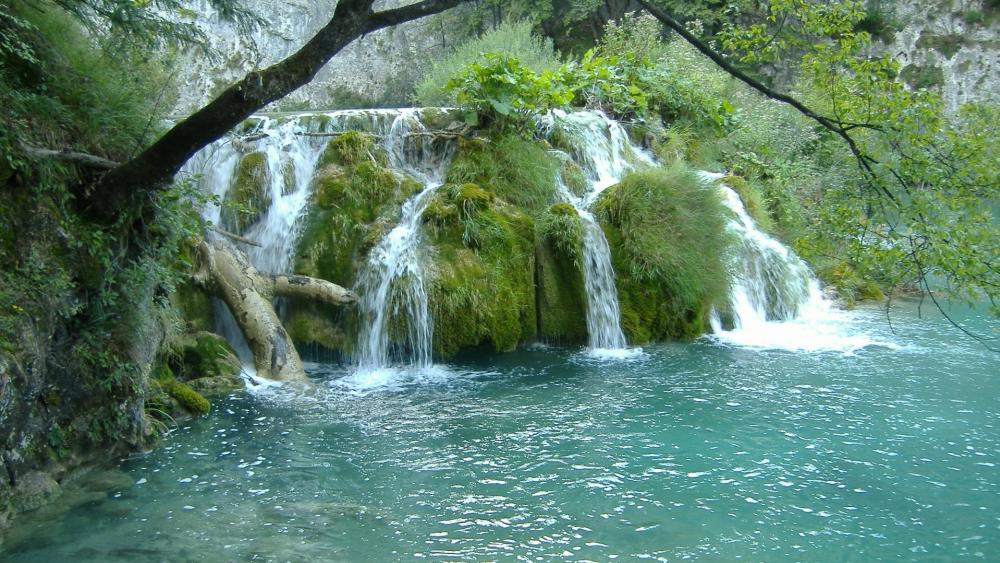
415,20,561,107
598,164,733,340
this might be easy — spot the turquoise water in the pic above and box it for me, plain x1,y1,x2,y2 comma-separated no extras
3,299,998,561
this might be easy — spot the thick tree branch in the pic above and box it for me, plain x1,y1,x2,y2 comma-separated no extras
93,0,470,220
270,274,359,306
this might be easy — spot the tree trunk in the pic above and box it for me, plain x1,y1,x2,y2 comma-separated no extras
192,239,357,381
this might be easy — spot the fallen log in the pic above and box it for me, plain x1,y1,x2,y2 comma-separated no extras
192,239,358,380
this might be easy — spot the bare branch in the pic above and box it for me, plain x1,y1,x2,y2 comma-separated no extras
17,141,119,170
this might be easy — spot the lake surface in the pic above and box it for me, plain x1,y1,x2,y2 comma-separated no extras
3,299,998,561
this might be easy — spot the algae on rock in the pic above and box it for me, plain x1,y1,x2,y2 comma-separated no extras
221,151,272,234
289,132,419,354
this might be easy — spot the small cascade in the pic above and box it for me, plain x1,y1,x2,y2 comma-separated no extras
352,110,455,373
713,181,819,329
541,110,654,351
709,175,877,352
184,108,455,372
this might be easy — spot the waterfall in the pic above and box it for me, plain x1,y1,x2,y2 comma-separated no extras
708,175,878,352
541,110,654,351
184,108,455,372
353,110,454,373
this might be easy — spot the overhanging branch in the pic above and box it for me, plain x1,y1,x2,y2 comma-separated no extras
637,0,897,204
92,0,471,221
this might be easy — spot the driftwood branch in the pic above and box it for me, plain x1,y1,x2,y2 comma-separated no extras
193,239,357,380
211,226,262,247
17,141,120,170
270,274,359,306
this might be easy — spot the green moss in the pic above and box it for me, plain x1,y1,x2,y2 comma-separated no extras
446,135,558,215
164,379,210,416
178,332,239,380
172,281,213,332
422,193,459,227
536,239,587,343
294,158,403,285
221,151,271,233
721,174,774,232
455,183,495,217
291,135,427,356
151,361,173,382
286,302,352,353
424,189,538,358
320,131,386,167
598,164,733,342
560,158,588,197
539,203,583,264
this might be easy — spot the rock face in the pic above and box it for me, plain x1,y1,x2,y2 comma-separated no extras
171,0,448,114
881,0,1000,111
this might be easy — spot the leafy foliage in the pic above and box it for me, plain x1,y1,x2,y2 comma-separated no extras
415,20,562,107
714,0,999,333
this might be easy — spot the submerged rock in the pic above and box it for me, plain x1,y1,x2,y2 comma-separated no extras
10,472,61,513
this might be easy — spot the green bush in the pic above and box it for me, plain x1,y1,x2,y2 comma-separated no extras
1,2,175,161
598,164,733,341
446,135,558,215
415,20,561,107
539,203,583,265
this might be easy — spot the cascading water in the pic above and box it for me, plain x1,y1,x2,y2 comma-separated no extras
184,114,333,367
541,110,654,352
707,174,880,352
184,108,455,373
352,110,454,373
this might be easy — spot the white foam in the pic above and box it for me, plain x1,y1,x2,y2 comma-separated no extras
580,346,645,361
330,364,469,395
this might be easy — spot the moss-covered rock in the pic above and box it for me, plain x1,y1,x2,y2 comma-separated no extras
598,164,733,342
163,379,210,416
149,362,212,417
171,332,240,382
221,151,271,234
172,281,213,333
446,135,558,216
320,131,387,168
536,239,587,343
560,158,588,198
424,184,538,357
816,260,886,308
539,203,584,266
289,135,420,355
285,302,353,354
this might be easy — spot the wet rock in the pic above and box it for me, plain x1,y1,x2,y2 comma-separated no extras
10,472,61,513
76,469,133,493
